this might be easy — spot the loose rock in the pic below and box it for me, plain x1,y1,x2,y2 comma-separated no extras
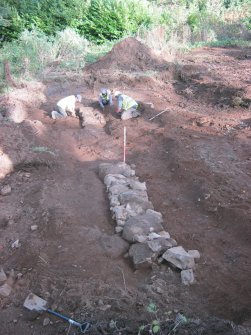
0,283,12,297
11,239,21,249
100,234,129,259
43,317,50,326
30,225,38,231
162,246,195,270
181,269,195,285
188,250,200,259
0,268,7,282
0,185,12,196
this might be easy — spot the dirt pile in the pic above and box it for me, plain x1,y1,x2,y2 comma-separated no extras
87,37,168,72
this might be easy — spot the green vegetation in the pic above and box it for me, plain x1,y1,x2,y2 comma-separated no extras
0,0,250,88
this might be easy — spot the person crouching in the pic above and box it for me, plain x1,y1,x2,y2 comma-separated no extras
99,88,113,110
51,94,82,119
114,91,141,120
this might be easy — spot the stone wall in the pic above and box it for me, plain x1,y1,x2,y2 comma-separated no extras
99,162,200,285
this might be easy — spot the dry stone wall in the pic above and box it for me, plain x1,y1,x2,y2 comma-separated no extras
99,162,200,285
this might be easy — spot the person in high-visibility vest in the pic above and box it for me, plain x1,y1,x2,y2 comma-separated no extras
99,88,113,110
114,91,141,120
51,94,82,119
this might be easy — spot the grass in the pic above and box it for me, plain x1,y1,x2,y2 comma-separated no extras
189,38,251,49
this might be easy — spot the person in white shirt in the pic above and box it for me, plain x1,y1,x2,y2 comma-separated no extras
51,94,82,119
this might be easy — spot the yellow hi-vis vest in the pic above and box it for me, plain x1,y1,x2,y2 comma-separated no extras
121,94,138,110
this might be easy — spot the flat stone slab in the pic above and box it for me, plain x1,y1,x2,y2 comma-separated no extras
181,269,195,285
122,209,163,243
162,246,195,270
99,163,135,180
129,243,156,268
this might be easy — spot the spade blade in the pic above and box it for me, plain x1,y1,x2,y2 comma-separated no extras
23,293,48,311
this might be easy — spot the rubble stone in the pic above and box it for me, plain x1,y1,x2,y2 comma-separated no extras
158,231,172,239
104,174,128,188
181,269,195,285
111,205,128,222
147,238,177,254
119,190,148,205
115,226,123,233
128,179,147,191
109,184,130,196
0,268,7,282
162,246,195,270
188,250,201,259
43,318,50,326
100,234,129,259
125,201,153,217
122,210,164,243
0,185,12,196
99,163,135,180
108,194,120,207
0,283,12,297
129,243,156,268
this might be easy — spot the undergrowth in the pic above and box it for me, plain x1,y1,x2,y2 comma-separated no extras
0,0,250,91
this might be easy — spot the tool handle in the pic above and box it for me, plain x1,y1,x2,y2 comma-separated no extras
46,309,81,327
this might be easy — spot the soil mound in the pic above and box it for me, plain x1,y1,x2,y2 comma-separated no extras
87,37,168,72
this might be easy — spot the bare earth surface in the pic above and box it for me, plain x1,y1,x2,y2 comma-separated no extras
0,38,251,334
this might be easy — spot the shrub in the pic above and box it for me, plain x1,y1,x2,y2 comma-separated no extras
61,0,154,44
0,28,89,81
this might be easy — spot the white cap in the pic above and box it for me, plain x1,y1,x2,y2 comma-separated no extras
76,94,82,102
114,91,121,97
